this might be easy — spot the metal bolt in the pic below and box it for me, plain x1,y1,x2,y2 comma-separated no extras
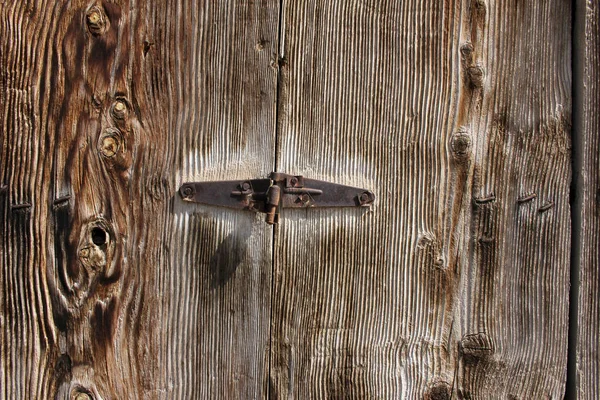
241,181,251,191
359,192,371,205
358,191,374,206
182,186,194,198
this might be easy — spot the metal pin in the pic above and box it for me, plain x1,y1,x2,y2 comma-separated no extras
11,203,31,210
538,202,555,213
474,194,496,204
517,193,537,204
53,195,71,206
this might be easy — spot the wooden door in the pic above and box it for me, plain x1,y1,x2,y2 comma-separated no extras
2,0,595,399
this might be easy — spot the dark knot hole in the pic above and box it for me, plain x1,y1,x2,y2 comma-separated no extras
91,227,107,246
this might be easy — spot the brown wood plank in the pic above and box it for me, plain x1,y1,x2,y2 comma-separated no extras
271,1,571,398
1,0,279,398
455,1,571,398
575,0,600,398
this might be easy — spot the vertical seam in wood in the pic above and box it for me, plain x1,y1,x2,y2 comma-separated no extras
268,0,285,397
566,0,582,397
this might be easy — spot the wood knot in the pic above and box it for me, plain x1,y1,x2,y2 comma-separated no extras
110,98,128,121
98,128,122,158
450,130,472,160
72,390,93,400
424,381,451,400
460,332,494,364
474,0,487,12
460,42,474,63
467,65,485,88
85,5,108,36
55,354,72,381
78,219,115,276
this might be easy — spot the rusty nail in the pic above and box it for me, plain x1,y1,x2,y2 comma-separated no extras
474,194,496,204
517,193,537,204
478,236,494,244
10,203,32,210
538,202,555,213
53,195,71,206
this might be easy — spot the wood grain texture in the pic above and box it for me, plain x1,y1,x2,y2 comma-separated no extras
576,0,600,398
271,0,571,398
1,0,278,398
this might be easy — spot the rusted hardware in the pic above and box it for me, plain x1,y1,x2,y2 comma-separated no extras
179,172,375,225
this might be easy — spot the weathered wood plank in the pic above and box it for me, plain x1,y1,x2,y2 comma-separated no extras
576,0,600,398
455,0,571,397
1,0,278,398
271,0,571,398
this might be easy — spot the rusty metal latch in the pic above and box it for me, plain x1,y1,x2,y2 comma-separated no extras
179,172,375,224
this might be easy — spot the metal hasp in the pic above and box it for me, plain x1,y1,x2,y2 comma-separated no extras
179,172,375,225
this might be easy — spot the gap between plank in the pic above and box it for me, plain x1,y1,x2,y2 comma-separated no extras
565,0,583,397
268,0,286,397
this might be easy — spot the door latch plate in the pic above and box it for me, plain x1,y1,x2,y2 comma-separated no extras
179,172,374,224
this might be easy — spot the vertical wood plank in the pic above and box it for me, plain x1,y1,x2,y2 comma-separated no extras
1,0,279,398
454,1,571,399
272,1,465,398
575,0,600,398
271,1,571,398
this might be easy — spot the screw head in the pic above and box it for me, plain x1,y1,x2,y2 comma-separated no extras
358,191,374,205
298,194,310,205
290,177,298,186
241,181,251,191
182,186,194,198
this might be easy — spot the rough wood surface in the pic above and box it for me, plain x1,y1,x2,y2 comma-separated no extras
1,0,578,399
270,0,572,398
1,1,278,398
576,0,600,398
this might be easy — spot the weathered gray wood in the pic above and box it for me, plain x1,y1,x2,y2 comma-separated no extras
576,0,600,398
1,1,278,398
271,1,572,398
